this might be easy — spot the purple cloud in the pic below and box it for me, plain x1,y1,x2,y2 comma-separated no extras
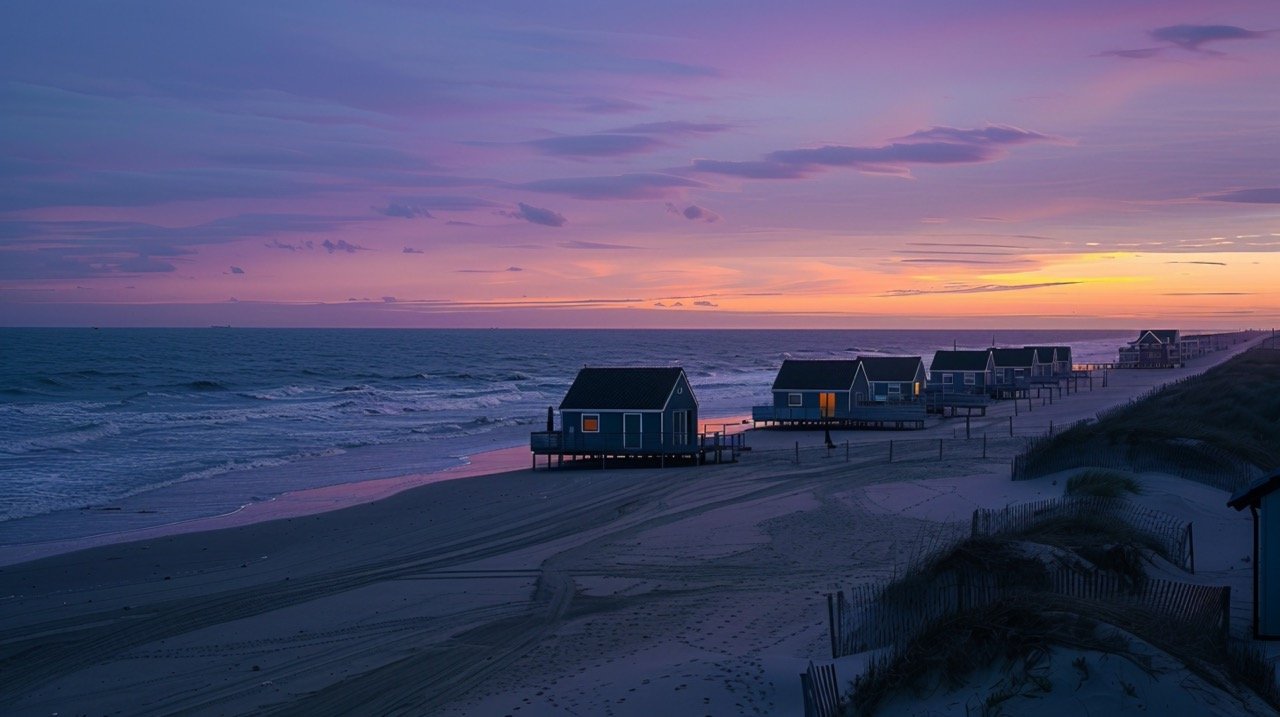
693,124,1055,180
402,246,424,254
560,240,642,250
528,134,663,157
690,159,812,179
519,173,703,200
898,125,1055,145
1097,47,1164,60
503,202,567,227
1151,24,1268,51
377,202,433,219
667,203,720,222
322,239,368,254
1204,188,1280,204
693,300,717,307
610,121,731,135
229,265,245,274
456,266,525,273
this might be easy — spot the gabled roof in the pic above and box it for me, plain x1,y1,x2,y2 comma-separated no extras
560,367,689,410
858,356,924,382
991,348,1038,368
1228,471,1280,511
772,359,860,391
1025,346,1057,363
931,350,992,372
1134,329,1180,345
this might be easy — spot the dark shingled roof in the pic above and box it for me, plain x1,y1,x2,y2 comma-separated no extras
560,367,688,410
931,350,991,372
991,348,1037,367
1228,470,1280,511
772,359,860,391
1026,346,1057,363
857,356,923,382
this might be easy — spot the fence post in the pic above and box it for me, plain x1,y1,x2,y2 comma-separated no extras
846,440,850,463
966,415,971,439
795,441,800,465
1187,522,1196,574
889,439,894,463
827,593,839,658
939,439,943,460
1049,420,1054,436
1009,416,1013,436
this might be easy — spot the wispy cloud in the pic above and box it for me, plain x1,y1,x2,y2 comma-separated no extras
666,203,720,222
229,265,245,274
376,202,433,219
882,281,1080,297
559,240,641,250
1151,24,1269,52
501,202,567,227
691,124,1057,179
527,133,663,157
610,121,731,135
519,173,703,200
321,239,368,254
1166,260,1226,266
1203,188,1280,204
456,266,524,273
402,246,424,254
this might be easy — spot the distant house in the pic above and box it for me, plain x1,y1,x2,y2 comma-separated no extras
858,356,927,402
1228,471,1280,639
1025,347,1060,378
1119,330,1182,368
929,350,995,394
767,359,867,420
552,366,698,456
990,348,1041,395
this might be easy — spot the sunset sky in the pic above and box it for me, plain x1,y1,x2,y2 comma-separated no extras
2,0,1278,328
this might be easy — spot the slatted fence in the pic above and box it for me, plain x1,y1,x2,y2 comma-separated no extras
799,661,842,717
970,496,1195,571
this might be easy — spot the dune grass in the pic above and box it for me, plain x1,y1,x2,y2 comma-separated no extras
1065,470,1142,498
1018,348,1280,486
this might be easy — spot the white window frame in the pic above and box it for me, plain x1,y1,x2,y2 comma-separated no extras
942,373,953,385
888,384,901,396
788,392,802,407
964,373,976,386
581,413,600,433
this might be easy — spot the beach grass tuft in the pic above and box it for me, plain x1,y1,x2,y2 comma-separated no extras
1065,470,1142,498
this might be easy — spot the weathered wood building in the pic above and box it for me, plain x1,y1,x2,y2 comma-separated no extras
857,356,927,402
1228,471,1280,639
928,349,995,394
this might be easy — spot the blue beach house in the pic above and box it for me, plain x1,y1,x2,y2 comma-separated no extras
554,366,699,456
1229,471,1280,639
765,359,866,421
929,350,995,394
858,356,927,402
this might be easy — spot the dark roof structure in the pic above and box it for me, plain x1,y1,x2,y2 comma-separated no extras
772,359,860,391
1026,346,1057,364
1228,470,1280,511
931,350,992,372
560,367,688,410
1135,330,1180,345
990,348,1037,367
858,356,923,382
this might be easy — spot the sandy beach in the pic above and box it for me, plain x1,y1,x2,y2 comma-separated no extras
0,337,1267,716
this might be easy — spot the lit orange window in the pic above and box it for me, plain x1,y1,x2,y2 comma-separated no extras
582,414,600,432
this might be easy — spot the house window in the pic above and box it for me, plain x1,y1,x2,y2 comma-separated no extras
788,392,802,407
964,373,976,386
888,384,901,396
582,414,600,433
942,373,953,385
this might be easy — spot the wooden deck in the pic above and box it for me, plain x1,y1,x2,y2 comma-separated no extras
529,430,744,469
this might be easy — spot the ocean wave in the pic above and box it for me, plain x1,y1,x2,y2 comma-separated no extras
0,420,122,454
184,380,229,391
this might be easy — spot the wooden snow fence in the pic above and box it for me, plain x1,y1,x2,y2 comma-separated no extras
799,661,842,717
970,496,1195,572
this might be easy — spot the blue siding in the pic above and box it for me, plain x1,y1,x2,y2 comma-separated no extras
1263,492,1280,636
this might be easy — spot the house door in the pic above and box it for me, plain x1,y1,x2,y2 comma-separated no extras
819,392,836,418
623,413,642,449
672,410,688,446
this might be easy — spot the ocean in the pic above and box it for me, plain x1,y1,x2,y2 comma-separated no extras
0,328,1131,546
